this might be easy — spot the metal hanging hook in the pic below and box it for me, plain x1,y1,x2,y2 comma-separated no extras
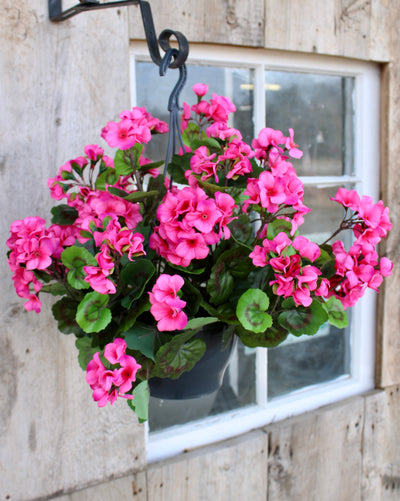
49,0,190,185
159,49,187,178
48,0,189,71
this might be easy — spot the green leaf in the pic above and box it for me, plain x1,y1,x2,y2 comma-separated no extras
166,153,192,185
207,261,234,305
107,186,158,203
154,330,206,379
40,282,67,296
114,149,134,176
321,259,337,279
120,259,155,308
315,247,332,266
197,179,230,195
75,337,100,371
168,263,206,275
117,297,151,334
52,297,82,335
191,137,221,151
229,214,254,246
128,381,149,423
181,279,202,317
236,323,289,348
61,246,97,290
181,122,201,148
278,299,329,336
266,219,293,240
183,317,219,331
322,297,348,329
207,247,251,305
95,168,118,191
138,159,164,173
236,289,272,333
124,322,156,361
70,161,84,176
76,291,112,333
60,170,75,181
50,205,79,226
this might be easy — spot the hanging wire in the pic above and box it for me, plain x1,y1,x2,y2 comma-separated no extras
159,49,187,183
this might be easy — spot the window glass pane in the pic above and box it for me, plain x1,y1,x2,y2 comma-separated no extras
301,185,351,243
135,59,357,432
148,341,257,432
267,184,353,399
267,321,351,399
264,71,355,177
135,61,257,432
135,62,254,163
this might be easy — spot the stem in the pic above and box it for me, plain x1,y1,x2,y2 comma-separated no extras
129,151,143,192
320,216,361,246
269,295,280,315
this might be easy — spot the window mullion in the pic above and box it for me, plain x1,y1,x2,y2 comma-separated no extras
253,64,266,133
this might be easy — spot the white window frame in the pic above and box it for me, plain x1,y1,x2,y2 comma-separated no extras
130,43,380,463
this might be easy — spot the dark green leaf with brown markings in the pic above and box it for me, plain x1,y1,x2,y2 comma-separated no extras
236,288,272,333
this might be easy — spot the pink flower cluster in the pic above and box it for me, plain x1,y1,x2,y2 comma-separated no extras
244,130,310,233
101,107,168,150
6,216,77,312
328,188,393,308
183,84,254,182
149,185,236,267
86,338,141,407
252,127,303,161
71,191,143,238
47,145,114,201
250,232,329,307
149,274,188,331
82,218,145,294
189,87,236,125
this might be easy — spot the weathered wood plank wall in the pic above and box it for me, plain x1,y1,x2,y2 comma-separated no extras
0,2,145,500
54,387,400,501
1,0,399,499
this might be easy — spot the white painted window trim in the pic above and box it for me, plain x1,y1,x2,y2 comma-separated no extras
130,43,380,463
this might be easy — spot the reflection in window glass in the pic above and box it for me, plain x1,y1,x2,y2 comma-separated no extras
136,62,257,432
149,341,257,432
301,185,352,243
136,62,254,162
135,59,357,432
264,71,355,177
267,320,351,399
267,184,353,399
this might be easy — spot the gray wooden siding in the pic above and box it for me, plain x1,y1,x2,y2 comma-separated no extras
1,0,400,499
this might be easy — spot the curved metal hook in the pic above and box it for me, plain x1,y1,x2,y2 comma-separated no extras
139,1,189,70
160,49,187,178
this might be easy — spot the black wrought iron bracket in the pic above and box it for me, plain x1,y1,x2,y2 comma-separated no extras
49,0,189,170
49,0,188,68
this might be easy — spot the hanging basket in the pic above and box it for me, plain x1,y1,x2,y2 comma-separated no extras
148,323,237,400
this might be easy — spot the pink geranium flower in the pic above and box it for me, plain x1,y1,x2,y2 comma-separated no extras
149,274,188,331
114,354,142,394
104,338,127,364
192,83,209,97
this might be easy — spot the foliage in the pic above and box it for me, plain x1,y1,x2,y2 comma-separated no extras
6,84,393,422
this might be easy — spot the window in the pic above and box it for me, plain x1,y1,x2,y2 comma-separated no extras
131,43,380,462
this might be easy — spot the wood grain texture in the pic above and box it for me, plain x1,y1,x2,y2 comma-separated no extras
55,475,140,500
49,389,400,500
266,397,364,501
362,388,400,501
128,0,265,47
140,431,268,501
264,0,390,61
375,1,400,388
0,2,145,500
